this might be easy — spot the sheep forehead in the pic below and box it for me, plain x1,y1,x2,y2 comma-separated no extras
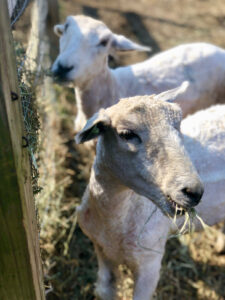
68,15,109,38
106,96,181,129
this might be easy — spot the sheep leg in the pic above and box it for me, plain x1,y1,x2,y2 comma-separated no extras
94,244,117,300
133,255,163,300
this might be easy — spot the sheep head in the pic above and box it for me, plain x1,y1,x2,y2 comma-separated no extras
51,15,150,85
76,87,204,217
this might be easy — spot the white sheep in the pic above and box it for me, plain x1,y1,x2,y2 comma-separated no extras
52,15,225,131
75,87,225,300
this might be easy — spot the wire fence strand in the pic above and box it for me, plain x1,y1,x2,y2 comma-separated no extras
8,0,29,26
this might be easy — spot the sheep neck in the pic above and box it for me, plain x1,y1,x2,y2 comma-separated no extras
86,160,174,240
75,67,119,120
88,155,184,234
88,160,133,218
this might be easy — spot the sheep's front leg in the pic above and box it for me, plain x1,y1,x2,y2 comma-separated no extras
94,244,117,300
133,255,163,300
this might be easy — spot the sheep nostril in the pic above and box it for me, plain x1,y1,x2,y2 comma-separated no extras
181,185,204,206
53,62,74,79
59,63,74,73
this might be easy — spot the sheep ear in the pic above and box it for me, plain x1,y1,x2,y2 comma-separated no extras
155,81,192,103
75,109,111,144
111,34,151,52
54,24,64,37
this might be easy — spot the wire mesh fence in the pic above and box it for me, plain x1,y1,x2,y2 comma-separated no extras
8,0,29,26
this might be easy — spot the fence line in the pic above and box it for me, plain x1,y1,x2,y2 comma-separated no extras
0,1,45,299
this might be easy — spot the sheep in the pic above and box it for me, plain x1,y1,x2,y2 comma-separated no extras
52,15,225,132
75,87,225,300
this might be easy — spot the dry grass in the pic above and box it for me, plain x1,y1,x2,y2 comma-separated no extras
157,224,225,300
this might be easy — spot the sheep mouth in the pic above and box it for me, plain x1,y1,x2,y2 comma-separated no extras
166,195,186,216
53,76,72,84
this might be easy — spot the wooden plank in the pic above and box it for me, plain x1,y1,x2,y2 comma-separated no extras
0,1,45,299
47,0,60,61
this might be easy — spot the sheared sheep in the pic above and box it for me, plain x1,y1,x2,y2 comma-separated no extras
75,87,225,299
52,15,225,131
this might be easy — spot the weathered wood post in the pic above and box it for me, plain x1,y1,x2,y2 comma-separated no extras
0,1,45,299
47,0,60,61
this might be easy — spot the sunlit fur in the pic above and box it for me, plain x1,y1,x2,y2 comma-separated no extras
52,15,225,132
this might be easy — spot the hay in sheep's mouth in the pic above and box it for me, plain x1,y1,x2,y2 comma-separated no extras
138,202,210,254
170,207,210,238
166,195,186,216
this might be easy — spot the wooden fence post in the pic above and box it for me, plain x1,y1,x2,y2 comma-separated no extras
47,0,60,61
0,1,45,299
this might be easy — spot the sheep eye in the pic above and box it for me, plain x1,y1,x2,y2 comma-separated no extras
64,23,69,32
99,38,109,47
173,119,181,131
118,130,141,143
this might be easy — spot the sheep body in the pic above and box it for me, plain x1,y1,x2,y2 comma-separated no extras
182,105,225,225
76,92,225,299
114,43,225,111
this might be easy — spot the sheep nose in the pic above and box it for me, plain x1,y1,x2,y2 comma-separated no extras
52,62,73,79
181,183,204,207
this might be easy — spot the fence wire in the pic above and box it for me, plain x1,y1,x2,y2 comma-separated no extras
8,0,29,26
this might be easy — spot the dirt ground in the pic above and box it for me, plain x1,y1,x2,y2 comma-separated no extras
15,0,225,299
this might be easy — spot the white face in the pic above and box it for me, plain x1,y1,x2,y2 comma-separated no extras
51,16,112,85
51,15,150,86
